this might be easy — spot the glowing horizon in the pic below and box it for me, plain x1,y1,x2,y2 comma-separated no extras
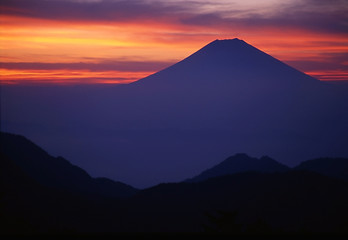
1,0,347,84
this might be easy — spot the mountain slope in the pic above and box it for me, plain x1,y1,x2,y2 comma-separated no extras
126,171,348,233
1,39,348,188
0,131,138,198
294,157,348,181
1,131,347,234
0,152,128,234
3,149,348,234
133,38,319,89
186,153,289,182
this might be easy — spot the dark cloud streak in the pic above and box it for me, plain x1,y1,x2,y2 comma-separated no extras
1,0,348,35
0,77,136,85
0,0,186,23
0,60,174,72
286,52,348,72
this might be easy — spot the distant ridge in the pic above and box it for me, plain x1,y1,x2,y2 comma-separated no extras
186,153,289,182
1,131,348,234
186,153,348,183
294,157,348,181
0,132,138,198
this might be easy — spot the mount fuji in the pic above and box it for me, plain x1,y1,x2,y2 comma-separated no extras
134,38,318,88
2,39,348,188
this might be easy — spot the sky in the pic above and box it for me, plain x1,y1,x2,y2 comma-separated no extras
1,0,348,84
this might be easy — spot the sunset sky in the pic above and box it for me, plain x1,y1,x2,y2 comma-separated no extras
1,0,348,84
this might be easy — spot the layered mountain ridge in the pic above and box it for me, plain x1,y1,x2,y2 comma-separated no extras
186,153,290,182
1,131,348,234
1,39,348,187
0,132,138,198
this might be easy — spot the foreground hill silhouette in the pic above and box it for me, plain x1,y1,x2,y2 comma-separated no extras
128,172,348,233
0,151,139,234
1,39,348,187
294,158,348,182
186,153,289,182
1,132,348,234
0,132,138,198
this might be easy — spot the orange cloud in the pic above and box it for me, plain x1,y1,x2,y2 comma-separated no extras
1,0,347,84
0,68,152,85
306,70,348,81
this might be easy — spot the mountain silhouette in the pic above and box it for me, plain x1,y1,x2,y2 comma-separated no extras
294,157,348,181
133,38,319,89
127,171,348,233
186,153,289,182
0,151,129,234
1,132,348,234
1,39,348,187
0,132,138,198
